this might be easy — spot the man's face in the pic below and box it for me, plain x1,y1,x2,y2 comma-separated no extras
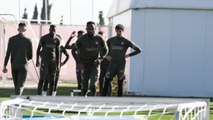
49,27,56,35
115,28,123,37
18,26,26,33
77,33,83,38
86,24,95,37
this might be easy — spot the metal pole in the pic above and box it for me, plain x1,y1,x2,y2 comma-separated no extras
18,0,20,21
70,0,72,25
0,22,6,83
0,14,18,83
92,0,94,21
45,0,48,24
2,23,6,83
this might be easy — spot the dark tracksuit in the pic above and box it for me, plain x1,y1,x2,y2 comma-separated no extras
43,46,69,92
98,58,111,96
103,36,141,96
37,33,60,95
65,43,83,91
4,33,33,95
73,33,108,96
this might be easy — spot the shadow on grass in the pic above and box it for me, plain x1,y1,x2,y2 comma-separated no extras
0,86,75,97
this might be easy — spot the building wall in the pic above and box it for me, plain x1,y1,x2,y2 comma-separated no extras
110,8,213,97
0,23,109,83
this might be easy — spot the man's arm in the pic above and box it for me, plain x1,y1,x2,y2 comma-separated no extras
36,41,42,67
27,39,33,60
71,43,81,64
94,37,108,65
60,46,69,66
56,41,60,68
99,38,108,61
125,42,141,58
65,31,76,49
72,43,84,70
3,39,11,73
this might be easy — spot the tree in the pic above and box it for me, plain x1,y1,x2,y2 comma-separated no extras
31,4,38,24
98,11,105,26
60,15,63,25
22,8,28,19
41,0,52,24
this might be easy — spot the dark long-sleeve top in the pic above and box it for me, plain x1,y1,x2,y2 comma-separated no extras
107,36,141,62
60,46,69,64
36,33,60,65
4,33,33,70
74,33,108,64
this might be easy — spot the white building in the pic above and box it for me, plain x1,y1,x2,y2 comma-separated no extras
108,0,213,97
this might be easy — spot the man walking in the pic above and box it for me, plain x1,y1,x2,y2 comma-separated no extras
42,44,69,96
73,21,108,96
102,24,141,97
3,22,33,95
36,25,60,96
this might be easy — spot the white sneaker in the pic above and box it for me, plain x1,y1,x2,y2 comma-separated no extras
52,91,57,96
42,91,47,96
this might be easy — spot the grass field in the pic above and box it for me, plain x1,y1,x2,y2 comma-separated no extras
0,86,212,119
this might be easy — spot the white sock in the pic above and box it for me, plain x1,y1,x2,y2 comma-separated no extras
42,91,47,96
52,91,57,96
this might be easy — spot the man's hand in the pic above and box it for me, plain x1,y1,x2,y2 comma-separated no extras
106,56,113,61
2,67,8,73
125,54,130,58
36,61,40,67
60,62,65,67
94,59,101,65
77,63,84,71
70,31,76,38
56,65,61,72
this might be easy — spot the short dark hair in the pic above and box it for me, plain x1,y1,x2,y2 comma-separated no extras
50,25,56,28
98,31,104,35
77,30,84,35
87,21,95,26
115,24,124,31
18,22,26,27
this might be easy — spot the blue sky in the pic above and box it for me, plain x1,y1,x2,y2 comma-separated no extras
0,0,113,25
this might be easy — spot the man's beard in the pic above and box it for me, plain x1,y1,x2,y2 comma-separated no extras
88,32,94,37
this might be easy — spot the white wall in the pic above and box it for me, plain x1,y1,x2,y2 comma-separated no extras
109,8,213,97
130,8,213,97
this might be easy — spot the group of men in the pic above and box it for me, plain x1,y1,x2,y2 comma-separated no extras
3,21,141,97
